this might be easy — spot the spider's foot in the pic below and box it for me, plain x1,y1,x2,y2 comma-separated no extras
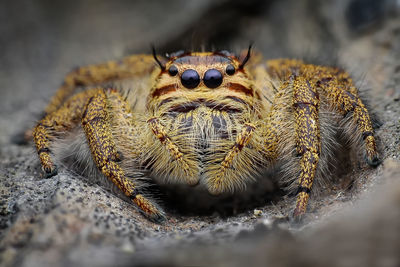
292,208,305,220
364,135,380,167
289,212,305,226
290,204,310,226
365,150,381,168
132,194,166,223
291,189,310,225
39,151,58,178
145,210,167,224
43,164,58,178
366,155,381,167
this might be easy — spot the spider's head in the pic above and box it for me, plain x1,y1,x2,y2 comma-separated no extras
149,46,256,109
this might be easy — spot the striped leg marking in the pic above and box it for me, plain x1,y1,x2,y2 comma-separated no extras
208,123,256,195
147,117,199,186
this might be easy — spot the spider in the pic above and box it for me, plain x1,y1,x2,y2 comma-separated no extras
32,46,380,222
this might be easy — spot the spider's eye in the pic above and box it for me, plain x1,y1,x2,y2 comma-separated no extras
226,64,235,75
168,65,178,76
181,69,200,89
203,69,223,89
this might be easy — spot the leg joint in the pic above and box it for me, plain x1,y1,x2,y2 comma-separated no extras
296,186,311,195
129,188,139,200
362,131,373,140
37,147,51,154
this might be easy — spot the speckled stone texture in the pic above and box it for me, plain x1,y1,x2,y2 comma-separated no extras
1,1,400,266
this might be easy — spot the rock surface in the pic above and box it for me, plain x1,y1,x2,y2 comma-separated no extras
1,1,400,266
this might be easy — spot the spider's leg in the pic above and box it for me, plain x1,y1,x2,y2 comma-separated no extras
315,67,380,166
146,117,199,185
82,89,165,222
292,75,321,218
33,88,100,177
45,54,156,114
206,123,256,194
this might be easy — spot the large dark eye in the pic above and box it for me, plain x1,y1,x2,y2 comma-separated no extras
168,65,178,76
203,69,223,88
181,69,200,89
226,64,235,75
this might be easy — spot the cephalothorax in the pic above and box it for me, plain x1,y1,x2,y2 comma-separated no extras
33,46,380,222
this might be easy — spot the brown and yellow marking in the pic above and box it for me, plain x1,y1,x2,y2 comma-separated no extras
222,123,256,168
34,88,101,176
147,117,183,160
151,84,177,98
44,54,157,114
208,123,256,194
305,64,379,166
81,89,164,221
227,82,254,96
32,50,381,222
292,74,321,217
147,117,198,185
147,51,256,115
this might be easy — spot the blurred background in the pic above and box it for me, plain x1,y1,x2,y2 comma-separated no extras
1,1,400,266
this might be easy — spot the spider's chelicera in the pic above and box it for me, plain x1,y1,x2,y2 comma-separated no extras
32,46,380,222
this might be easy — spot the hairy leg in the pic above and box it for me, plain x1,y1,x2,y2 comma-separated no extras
45,54,156,114
146,117,199,185
291,75,321,218
33,88,100,177
82,89,165,222
266,60,379,218
206,123,256,194
309,66,380,166
267,59,379,166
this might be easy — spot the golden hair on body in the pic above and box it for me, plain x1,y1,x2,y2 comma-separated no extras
31,46,380,222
